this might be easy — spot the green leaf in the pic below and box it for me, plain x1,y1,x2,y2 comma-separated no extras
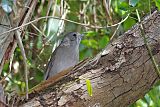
123,17,136,31
118,1,129,11
99,36,109,49
85,79,92,96
154,0,160,10
80,48,93,60
85,31,97,37
81,39,98,49
3,62,9,71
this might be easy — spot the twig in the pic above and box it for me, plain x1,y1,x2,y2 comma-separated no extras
8,16,29,99
31,23,47,37
103,0,112,23
0,14,130,36
110,23,121,41
46,0,54,21
0,24,10,29
15,30,29,99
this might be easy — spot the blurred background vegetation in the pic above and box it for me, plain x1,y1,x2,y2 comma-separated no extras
1,0,160,106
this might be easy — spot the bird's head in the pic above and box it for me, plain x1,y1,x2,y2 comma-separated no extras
60,32,83,47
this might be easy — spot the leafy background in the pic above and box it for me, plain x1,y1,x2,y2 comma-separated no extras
1,0,160,106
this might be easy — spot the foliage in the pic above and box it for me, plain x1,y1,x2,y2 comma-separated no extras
1,0,160,106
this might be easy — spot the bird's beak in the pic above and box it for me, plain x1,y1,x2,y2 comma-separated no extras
81,34,84,37
80,34,84,39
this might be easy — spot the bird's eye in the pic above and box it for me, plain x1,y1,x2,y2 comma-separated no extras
73,33,77,37
70,33,77,41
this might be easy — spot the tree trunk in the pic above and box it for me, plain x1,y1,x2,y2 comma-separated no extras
14,11,160,107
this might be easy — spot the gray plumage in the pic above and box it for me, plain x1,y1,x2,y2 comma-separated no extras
44,32,83,80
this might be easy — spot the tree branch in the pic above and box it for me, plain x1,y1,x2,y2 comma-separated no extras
14,11,160,107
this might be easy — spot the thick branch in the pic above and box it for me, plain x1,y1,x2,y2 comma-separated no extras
14,11,160,107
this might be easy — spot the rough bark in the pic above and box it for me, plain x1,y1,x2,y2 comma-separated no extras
14,11,160,107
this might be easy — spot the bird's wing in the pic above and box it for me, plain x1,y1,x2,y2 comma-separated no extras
44,46,58,80
44,43,65,80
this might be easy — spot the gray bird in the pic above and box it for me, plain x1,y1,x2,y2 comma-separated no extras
44,32,83,80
